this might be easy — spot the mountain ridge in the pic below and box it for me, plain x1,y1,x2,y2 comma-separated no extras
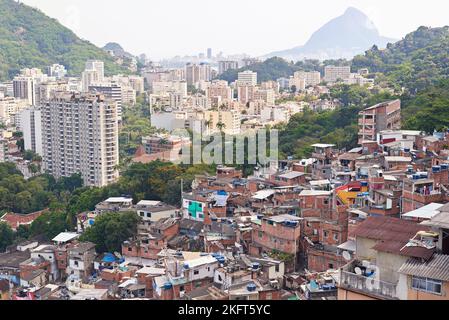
265,7,396,61
0,0,129,80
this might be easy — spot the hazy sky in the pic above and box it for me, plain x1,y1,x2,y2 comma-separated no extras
21,0,449,60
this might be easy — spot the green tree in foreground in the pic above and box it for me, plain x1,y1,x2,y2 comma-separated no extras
0,222,14,252
79,212,140,254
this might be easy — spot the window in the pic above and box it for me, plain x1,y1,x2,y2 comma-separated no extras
128,247,132,252
275,264,280,273
323,231,328,238
333,233,339,241
411,276,442,295
258,231,263,238
194,270,199,275
323,199,329,205
329,263,334,269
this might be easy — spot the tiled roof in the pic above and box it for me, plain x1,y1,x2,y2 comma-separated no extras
0,210,46,230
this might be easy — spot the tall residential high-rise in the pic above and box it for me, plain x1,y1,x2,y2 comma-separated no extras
294,71,321,87
20,107,43,156
88,83,123,120
85,60,105,82
13,76,36,106
207,48,212,59
324,65,351,83
237,70,257,86
47,64,67,79
185,63,211,86
41,92,119,187
218,61,239,75
81,70,101,92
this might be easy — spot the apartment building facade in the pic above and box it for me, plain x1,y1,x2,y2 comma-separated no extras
41,92,119,187
358,100,402,144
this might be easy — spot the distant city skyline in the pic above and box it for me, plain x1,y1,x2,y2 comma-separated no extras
20,0,449,60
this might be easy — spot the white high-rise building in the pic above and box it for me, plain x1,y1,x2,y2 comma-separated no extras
41,92,119,187
81,70,101,92
237,70,257,86
218,61,239,74
13,76,36,106
88,83,123,120
324,65,351,83
20,107,43,156
294,71,321,87
85,60,105,82
47,64,67,79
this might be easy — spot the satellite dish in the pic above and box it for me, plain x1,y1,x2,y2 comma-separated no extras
362,260,370,267
342,251,351,261
354,267,362,275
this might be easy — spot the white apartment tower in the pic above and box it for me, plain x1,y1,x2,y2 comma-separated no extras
324,65,351,83
13,76,36,106
218,61,239,74
41,92,119,187
20,107,43,156
294,71,321,87
237,70,257,86
85,60,105,82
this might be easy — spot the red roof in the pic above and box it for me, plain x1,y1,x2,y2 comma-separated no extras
0,210,46,230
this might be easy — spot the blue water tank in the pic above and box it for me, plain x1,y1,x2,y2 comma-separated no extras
432,166,441,173
361,182,368,187
163,282,172,289
252,263,260,271
247,283,257,292
441,164,449,171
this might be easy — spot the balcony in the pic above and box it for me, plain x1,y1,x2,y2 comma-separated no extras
358,118,375,126
338,264,398,300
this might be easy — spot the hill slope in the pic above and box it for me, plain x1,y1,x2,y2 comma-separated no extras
0,0,128,80
266,7,396,61
353,26,449,92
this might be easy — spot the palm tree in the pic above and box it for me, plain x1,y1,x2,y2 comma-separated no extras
216,122,226,132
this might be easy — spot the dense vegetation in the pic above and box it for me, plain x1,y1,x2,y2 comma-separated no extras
119,100,157,162
278,85,397,158
0,0,128,80
278,26,449,157
79,212,140,253
0,162,83,214
402,80,449,133
0,160,215,250
353,26,449,93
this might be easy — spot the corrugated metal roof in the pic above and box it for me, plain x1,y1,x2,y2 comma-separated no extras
402,203,444,220
421,206,449,229
398,254,449,281
353,216,428,242
354,216,434,259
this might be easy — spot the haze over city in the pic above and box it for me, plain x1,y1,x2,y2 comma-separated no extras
20,0,449,60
